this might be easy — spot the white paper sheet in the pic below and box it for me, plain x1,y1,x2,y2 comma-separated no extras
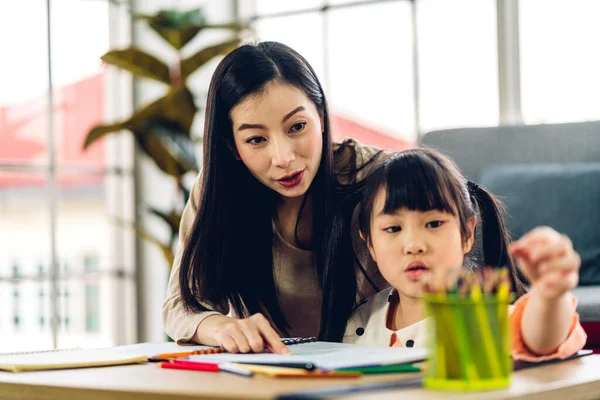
187,341,428,370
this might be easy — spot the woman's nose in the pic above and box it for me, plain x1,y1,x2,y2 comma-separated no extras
271,138,296,168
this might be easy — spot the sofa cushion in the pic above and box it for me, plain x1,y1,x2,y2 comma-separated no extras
573,287,600,322
480,163,600,286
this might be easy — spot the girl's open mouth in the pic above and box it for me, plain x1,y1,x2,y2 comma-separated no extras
277,170,304,188
405,264,430,281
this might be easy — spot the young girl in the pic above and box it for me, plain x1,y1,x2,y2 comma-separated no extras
163,41,389,354
344,148,586,360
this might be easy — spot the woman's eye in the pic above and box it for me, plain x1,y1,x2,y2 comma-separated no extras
289,122,306,133
384,226,401,233
246,136,266,145
426,220,445,228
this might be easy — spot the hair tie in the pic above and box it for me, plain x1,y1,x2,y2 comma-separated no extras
467,181,480,193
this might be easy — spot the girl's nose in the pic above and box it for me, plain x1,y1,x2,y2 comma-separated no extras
403,239,426,255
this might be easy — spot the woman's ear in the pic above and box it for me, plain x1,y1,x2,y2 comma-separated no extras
463,217,478,254
319,113,325,133
225,140,241,161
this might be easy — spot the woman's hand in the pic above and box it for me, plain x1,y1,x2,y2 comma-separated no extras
197,314,290,354
509,226,580,300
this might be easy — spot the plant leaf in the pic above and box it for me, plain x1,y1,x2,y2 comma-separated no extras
150,24,201,50
181,39,241,79
132,227,175,268
135,118,199,177
136,8,206,29
145,120,199,169
146,206,182,237
102,48,171,84
133,125,198,177
85,88,199,176
83,122,125,149
136,9,207,49
133,129,183,176
129,86,197,135
157,9,206,28
136,11,247,50
114,218,175,268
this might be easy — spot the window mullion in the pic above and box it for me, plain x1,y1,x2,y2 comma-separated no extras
45,0,59,350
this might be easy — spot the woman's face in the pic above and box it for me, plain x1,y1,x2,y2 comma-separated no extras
230,81,324,199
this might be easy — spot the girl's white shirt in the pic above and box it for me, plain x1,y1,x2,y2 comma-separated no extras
344,287,430,348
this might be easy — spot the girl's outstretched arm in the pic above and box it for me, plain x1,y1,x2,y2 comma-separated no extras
510,227,581,355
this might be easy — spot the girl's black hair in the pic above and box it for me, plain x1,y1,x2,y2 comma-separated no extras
358,148,526,297
178,41,358,339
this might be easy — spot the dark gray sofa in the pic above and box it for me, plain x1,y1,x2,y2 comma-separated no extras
420,121,600,346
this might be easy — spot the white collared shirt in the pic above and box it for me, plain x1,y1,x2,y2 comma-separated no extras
344,287,430,348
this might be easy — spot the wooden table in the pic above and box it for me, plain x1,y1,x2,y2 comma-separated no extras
1,355,600,400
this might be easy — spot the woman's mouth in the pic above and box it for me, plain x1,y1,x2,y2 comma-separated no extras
277,170,304,188
405,262,430,281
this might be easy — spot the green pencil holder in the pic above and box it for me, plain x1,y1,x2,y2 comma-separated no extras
423,294,513,391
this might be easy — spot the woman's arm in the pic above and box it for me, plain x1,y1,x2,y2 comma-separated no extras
162,172,224,344
162,173,289,354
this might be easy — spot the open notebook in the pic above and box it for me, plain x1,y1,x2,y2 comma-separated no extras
0,342,214,373
0,349,147,373
188,341,429,370
0,341,428,373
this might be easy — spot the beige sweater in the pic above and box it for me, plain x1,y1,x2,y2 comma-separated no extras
162,139,390,343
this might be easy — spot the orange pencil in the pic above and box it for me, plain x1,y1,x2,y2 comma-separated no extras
149,348,225,361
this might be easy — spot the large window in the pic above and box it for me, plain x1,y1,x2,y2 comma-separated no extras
519,0,600,124
246,0,503,148
0,0,135,352
417,0,499,132
246,0,600,143
328,1,415,142
255,13,326,86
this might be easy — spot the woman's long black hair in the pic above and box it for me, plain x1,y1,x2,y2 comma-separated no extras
358,148,527,297
178,42,357,338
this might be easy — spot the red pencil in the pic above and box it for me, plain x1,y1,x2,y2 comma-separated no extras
160,361,219,372
160,360,254,377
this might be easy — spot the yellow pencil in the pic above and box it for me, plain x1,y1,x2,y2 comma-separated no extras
496,269,511,376
471,282,502,378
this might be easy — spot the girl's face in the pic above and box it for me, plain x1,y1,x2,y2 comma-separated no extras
230,82,324,199
366,187,477,299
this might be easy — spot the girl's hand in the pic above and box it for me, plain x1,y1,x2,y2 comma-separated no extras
509,226,580,300
203,313,290,354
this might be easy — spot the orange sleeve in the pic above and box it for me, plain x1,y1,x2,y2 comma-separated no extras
510,292,587,362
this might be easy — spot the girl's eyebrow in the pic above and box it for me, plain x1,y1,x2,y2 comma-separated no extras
376,209,402,217
376,208,448,218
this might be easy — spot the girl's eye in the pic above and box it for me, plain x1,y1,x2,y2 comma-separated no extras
426,220,445,228
384,226,401,233
289,122,306,133
246,136,266,145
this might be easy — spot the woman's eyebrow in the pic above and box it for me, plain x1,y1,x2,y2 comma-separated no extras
237,123,265,131
282,106,305,123
236,106,305,131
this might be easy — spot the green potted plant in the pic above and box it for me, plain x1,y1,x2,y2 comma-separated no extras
83,7,249,267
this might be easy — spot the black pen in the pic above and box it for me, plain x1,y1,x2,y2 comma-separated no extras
236,361,317,371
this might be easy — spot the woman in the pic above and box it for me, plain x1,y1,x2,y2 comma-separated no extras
163,41,388,353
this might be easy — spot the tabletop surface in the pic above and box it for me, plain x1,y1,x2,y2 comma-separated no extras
1,353,599,400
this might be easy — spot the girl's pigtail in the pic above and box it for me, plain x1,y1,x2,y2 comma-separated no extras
468,181,527,297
